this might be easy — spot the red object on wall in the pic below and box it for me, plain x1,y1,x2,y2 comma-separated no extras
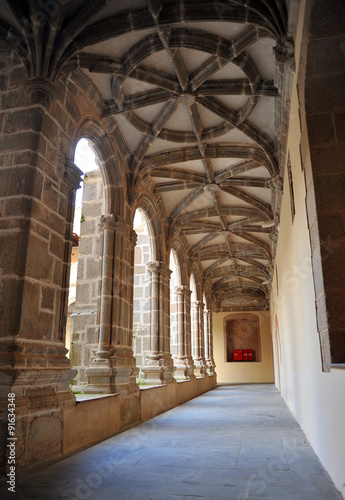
233,349,254,361
233,349,243,361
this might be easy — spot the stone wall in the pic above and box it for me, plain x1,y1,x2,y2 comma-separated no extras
301,0,345,367
0,55,87,467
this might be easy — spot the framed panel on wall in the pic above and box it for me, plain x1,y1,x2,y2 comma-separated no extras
224,313,262,362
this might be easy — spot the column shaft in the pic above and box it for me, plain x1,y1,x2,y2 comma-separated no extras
191,300,207,377
140,261,175,384
86,217,140,404
173,286,195,380
96,216,115,360
204,309,216,375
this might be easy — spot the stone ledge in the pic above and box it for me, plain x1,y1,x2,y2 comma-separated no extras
63,393,121,455
75,393,119,402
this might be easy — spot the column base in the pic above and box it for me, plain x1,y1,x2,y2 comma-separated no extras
140,361,176,385
85,347,140,397
193,358,207,377
0,339,77,470
173,356,195,380
206,359,216,376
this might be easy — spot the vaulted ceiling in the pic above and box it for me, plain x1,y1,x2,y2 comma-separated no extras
0,0,290,310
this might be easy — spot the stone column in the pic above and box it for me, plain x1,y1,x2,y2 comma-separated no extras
173,286,195,380
141,261,175,385
95,215,115,361
86,217,140,404
191,300,207,376
204,308,216,375
84,215,115,392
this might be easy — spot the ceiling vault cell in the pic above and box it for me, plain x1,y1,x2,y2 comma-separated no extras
2,0,290,310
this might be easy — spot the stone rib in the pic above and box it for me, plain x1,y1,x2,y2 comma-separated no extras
131,100,178,174
197,79,278,97
220,185,272,218
214,161,260,183
149,168,206,183
178,207,265,224
189,232,220,255
139,143,276,178
103,88,174,116
170,186,205,220
154,181,202,193
220,177,269,189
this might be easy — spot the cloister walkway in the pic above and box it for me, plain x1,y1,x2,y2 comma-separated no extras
4,385,342,500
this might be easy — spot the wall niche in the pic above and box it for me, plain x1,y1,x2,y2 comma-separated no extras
224,314,261,362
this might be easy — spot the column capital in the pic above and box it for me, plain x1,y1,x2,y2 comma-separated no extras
99,214,116,231
273,36,294,65
98,215,137,245
175,285,191,296
64,159,83,190
146,260,172,278
147,260,163,274
147,261,172,279
192,300,204,308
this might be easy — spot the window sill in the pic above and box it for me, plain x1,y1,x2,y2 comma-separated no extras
328,364,345,370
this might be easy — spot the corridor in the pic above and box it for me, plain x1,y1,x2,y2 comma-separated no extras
4,385,342,500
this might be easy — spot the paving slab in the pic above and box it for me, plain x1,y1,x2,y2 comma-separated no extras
1,385,342,500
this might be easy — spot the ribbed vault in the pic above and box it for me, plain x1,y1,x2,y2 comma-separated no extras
0,0,290,310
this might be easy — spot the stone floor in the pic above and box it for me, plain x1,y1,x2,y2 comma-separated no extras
2,384,343,500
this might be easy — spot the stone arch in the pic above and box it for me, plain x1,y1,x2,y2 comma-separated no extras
170,248,181,287
68,138,107,392
132,205,156,374
132,195,165,262
169,239,189,287
190,273,197,303
70,117,126,217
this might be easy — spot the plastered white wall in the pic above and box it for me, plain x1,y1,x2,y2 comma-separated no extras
213,311,274,384
270,2,345,496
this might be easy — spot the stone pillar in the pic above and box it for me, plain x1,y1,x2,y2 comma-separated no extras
204,308,216,375
141,261,175,385
95,215,115,361
173,286,195,380
191,301,207,377
0,71,82,467
85,217,140,404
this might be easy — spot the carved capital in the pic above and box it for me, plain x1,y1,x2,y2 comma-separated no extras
99,214,116,231
26,77,56,106
191,300,204,309
147,260,164,274
175,285,191,296
273,36,295,67
99,215,137,245
268,174,284,192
